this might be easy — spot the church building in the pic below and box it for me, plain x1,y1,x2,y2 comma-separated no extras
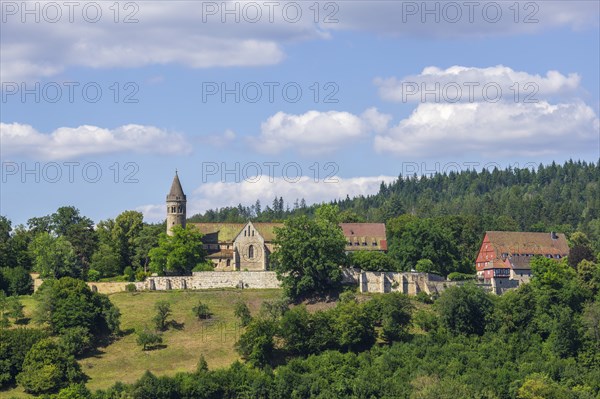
165,172,387,271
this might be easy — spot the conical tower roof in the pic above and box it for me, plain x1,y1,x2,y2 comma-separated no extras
167,171,186,201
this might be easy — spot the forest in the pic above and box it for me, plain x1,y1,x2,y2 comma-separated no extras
0,159,599,398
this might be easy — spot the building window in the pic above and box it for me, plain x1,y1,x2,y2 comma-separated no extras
248,245,254,259
226,259,230,267
362,242,367,246
372,242,377,246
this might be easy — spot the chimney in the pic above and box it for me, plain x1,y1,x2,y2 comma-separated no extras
551,231,558,240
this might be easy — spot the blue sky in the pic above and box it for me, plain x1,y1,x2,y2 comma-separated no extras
1,1,599,225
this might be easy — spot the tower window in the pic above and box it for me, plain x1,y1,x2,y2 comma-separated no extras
248,245,254,259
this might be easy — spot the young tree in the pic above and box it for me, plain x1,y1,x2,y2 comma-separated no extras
234,301,252,327
153,301,172,331
272,205,347,300
136,329,163,351
192,301,211,320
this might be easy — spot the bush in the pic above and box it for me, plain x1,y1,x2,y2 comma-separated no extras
16,338,85,394
447,272,476,281
436,284,494,336
136,270,150,282
123,266,135,282
0,328,48,388
192,301,211,320
415,291,434,304
33,277,121,340
363,293,413,343
1,266,33,295
125,283,137,292
136,329,163,351
192,262,214,272
87,269,101,282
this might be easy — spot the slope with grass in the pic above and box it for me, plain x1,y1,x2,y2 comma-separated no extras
1,289,282,397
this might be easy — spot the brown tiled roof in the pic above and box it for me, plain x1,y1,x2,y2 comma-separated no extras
340,223,386,237
207,249,234,259
485,231,569,257
191,222,388,250
483,259,511,270
341,223,387,251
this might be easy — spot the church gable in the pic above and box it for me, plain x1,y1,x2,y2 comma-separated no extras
233,222,268,271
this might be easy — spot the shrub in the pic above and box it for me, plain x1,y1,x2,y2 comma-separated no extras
1,267,33,295
192,301,211,320
136,270,150,282
415,291,434,304
192,262,214,272
447,272,476,281
436,284,494,336
123,266,135,282
0,328,48,388
125,283,137,292
87,269,101,282
16,338,85,394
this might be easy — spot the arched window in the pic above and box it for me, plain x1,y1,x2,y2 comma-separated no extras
248,245,254,259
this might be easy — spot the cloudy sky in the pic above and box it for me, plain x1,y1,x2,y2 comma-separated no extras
1,1,599,225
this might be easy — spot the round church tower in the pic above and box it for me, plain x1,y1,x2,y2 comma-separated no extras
166,171,186,236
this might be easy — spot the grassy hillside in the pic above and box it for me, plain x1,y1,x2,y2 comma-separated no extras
1,289,282,398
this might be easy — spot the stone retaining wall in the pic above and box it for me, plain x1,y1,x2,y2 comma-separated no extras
135,271,280,291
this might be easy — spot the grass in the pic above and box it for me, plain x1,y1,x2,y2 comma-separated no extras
1,288,282,397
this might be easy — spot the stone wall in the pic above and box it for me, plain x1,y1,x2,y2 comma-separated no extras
135,271,280,291
357,271,441,295
353,271,495,295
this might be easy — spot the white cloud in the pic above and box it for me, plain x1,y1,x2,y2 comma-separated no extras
375,65,582,103
0,123,191,160
329,1,598,38
374,101,599,157
136,174,397,222
2,2,597,82
192,175,396,219
250,108,391,154
0,1,324,81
